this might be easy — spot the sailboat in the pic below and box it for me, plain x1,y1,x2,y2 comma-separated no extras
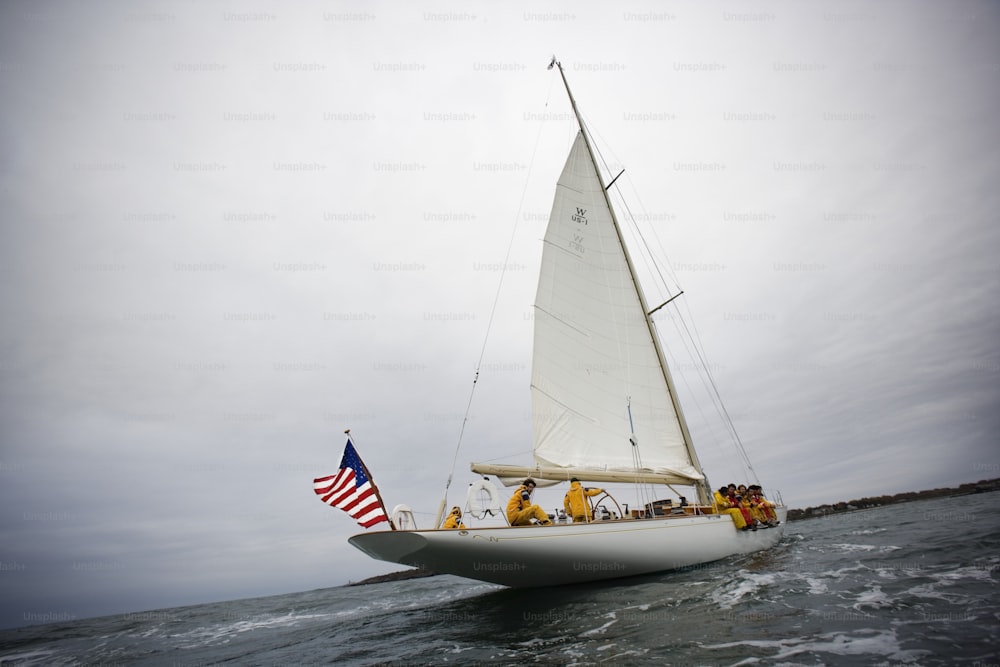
348,59,786,587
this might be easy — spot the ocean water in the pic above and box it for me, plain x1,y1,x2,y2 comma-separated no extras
1,492,998,666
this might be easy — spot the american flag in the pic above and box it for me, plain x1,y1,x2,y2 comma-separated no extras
314,438,389,529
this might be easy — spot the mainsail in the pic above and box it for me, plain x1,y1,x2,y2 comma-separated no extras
531,132,700,482
472,131,703,487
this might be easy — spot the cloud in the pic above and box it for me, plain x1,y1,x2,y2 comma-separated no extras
1,0,998,628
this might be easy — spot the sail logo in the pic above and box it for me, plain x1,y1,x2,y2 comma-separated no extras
571,207,588,225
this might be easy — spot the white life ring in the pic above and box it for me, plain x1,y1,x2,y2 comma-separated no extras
391,504,417,530
465,478,503,518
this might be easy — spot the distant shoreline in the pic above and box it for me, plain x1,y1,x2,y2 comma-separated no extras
345,568,438,586
786,478,999,521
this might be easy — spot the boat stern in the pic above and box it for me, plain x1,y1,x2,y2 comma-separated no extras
348,530,429,566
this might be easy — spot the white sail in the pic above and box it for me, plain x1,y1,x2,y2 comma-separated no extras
530,132,702,482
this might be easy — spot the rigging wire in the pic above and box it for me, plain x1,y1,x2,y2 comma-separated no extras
436,76,557,522
626,398,658,514
585,114,761,486
575,115,646,503
619,177,760,483
580,111,691,507
573,111,661,507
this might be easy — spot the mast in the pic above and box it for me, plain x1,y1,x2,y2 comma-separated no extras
550,59,710,505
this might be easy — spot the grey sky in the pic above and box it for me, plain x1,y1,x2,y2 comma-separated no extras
1,0,998,629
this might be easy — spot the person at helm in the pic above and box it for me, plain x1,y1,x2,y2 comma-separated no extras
563,477,604,522
506,479,552,526
442,506,466,529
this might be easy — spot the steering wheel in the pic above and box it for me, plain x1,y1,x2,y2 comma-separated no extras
588,490,624,520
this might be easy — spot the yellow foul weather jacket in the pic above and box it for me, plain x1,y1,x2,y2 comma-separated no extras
563,481,603,521
713,490,747,530
442,507,465,529
506,485,550,525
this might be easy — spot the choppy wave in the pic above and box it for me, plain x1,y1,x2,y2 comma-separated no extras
1,493,998,666
705,628,932,664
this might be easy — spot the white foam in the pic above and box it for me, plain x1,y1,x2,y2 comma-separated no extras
442,644,478,655
173,611,335,647
0,650,58,667
900,562,995,605
934,564,996,583
516,636,553,648
704,628,931,662
832,542,899,553
852,584,893,611
825,564,868,577
710,569,778,609
832,543,879,552
580,618,618,637
804,577,828,594
904,581,977,606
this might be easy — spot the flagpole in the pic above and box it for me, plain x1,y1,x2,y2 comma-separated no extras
346,429,397,531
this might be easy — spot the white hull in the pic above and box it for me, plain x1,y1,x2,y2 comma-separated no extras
349,508,787,587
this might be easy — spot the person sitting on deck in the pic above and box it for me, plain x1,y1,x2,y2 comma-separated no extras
737,484,764,528
749,485,779,525
506,478,552,526
713,486,748,530
442,506,466,530
563,478,604,522
727,483,755,529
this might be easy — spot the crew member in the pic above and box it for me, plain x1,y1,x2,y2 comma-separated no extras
750,485,778,525
728,483,755,529
442,506,466,529
738,484,763,527
563,477,604,522
506,478,552,526
714,486,748,530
